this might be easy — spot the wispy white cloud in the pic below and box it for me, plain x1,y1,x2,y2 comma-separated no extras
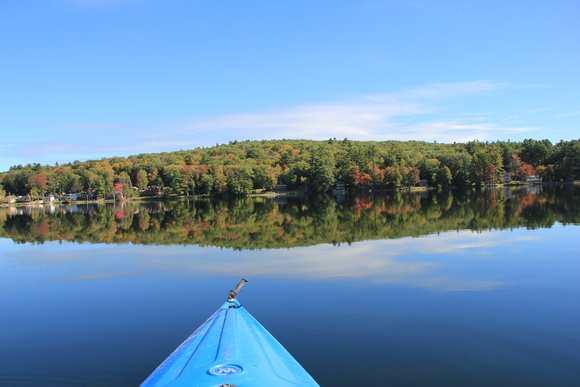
0,80,540,171
525,107,556,114
557,110,580,117
163,80,536,144
397,80,505,99
397,120,537,143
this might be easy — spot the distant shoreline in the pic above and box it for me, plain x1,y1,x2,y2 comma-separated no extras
3,181,577,208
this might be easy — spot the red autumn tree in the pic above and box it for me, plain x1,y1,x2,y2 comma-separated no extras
354,169,371,187
516,162,536,179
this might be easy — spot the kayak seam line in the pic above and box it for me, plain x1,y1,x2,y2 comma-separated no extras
174,307,226,381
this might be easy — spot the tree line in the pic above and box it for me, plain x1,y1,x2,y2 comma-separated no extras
1,138,579,199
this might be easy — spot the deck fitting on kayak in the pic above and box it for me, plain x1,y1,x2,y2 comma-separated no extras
227,278,249,302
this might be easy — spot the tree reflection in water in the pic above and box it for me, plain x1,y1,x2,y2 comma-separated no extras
1,185,578,248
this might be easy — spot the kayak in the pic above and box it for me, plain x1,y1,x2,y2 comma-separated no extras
141,279,319,386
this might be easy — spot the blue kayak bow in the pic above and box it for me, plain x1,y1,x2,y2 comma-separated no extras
141,279,319,387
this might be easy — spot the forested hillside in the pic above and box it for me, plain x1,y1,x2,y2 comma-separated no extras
1,138,579,199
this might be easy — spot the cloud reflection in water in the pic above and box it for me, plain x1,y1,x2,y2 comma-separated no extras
2,229,541,292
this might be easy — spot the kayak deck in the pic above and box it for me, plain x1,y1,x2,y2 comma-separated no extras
141,299,319,386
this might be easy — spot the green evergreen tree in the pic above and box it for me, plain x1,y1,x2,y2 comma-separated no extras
308,148,335,192
227,165,254,195
199,174,214,195
435,166,453,187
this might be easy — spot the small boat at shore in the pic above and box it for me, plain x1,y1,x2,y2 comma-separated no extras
141,279,319,386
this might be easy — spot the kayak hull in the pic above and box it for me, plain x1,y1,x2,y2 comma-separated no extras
141,299,319,386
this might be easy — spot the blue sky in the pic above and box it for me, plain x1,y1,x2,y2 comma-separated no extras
1,0,578,172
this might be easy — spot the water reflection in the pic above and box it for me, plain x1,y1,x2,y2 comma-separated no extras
1,185,578,248
0,226,560,293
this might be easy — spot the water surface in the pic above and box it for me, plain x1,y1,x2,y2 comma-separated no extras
1,186,579,386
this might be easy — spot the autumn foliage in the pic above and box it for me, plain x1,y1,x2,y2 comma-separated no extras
1,138,579,199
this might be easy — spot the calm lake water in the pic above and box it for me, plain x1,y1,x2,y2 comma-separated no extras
1,186,579,386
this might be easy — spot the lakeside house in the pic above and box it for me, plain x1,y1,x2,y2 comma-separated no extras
16,195,32,203
110,190,123,200
501,172,512,184
78,191,96,201
526,176,542,184
141,186,164,197
60,193,79,201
